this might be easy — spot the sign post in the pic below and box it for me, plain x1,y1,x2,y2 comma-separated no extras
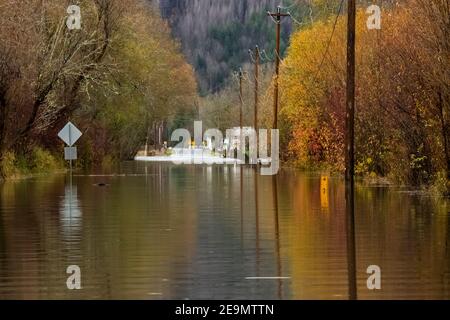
58,121,82,171
58,122,83,218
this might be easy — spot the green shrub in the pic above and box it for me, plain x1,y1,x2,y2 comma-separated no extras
0,151,18,178
29,147,61,173
78,140,95,169
431,171,450,196
1,147,65,178
101,154,117,170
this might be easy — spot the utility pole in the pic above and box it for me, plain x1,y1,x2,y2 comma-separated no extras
346,0,356,183
345,0,357,301
249,46,260,132
249,45,260,159
239,68,244,130
236,68,246,162
238,68,244,241
268,7,289,130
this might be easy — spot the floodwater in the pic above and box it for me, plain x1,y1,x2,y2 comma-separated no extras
0,162,448,300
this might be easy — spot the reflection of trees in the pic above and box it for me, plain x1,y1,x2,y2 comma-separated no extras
283,177,450,299
0,168,449,299
75,164,199,299
0,165,201,299
354,188,450,299
0,176,68,298
284,175,348,299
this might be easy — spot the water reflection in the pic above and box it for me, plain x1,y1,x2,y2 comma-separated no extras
0,163,448,300
272,175,283,299
346,179,357,300
321,175,329,212
240,166,244,244
254,168,260,278
60,184,82,239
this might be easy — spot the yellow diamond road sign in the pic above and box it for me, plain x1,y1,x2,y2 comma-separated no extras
58,122,82,147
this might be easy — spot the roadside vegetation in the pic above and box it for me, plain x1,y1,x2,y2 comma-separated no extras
200,0,449,195
0,0,198,179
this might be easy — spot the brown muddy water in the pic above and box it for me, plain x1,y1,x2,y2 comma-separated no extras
0,162,448,299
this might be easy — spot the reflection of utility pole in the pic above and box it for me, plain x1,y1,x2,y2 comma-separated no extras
272,175,282,299
346,182,357,300
254,169,260,276
268,7,289,130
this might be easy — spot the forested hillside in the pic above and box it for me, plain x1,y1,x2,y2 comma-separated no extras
154,0,291,94
154,0,395,94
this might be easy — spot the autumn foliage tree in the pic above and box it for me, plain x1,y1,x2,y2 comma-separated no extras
0,0,198,176
276,1,449,191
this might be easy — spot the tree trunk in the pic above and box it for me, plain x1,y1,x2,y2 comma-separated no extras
153,122,158,150
0,93,8,179
438,91,450,180
145,126,152,156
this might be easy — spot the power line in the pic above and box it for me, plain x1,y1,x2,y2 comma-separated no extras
288,11,307,27
248,49,256,64
261,49,275,62
277,2,297,10
273,48,289,68
267,11,279,24
312,0,344,82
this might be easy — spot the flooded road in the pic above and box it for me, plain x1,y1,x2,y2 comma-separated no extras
0,162,449,299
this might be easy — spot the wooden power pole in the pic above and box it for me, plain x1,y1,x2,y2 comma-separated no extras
346,0,357,301
239,68,244,130
249,45,260,162
252,46,260,132
346,0,356,183
268,7,289,130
